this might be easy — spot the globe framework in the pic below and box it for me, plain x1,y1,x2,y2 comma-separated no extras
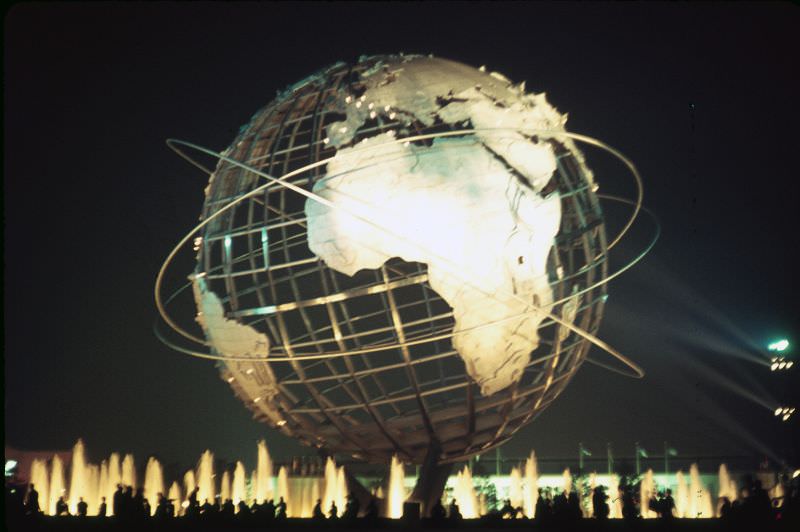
189,55,609,468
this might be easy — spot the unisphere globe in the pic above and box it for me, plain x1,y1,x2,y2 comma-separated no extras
190,55,608,465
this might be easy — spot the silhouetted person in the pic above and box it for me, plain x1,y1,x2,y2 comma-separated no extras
276,497,287,520
98,496,107,517
237,501,251,516
133,489,146,519
313,498,325,520
343,494,360,520
184,487,200,518
123,486,134,518
201,498,213,515
719,496,732,519
553,490,567,512
499,498,515,518
592,486,609,519
24,484,40,515
55,496,70,516
188,487,199,509
782,484,799,525
167,499,175,517
112,485,123,517
185,503,198,518
264,498,276,519
649,493,661,518
567,491,581,520
553,489,568,523
621,486,637,520
222,499,235,517
77,497,88,517
431,499,447,522
155,493,168,519
535,489,551,522
752,480,772,520
142,498,151,517
364,497,379,521
329,500,338,519
661,489,675,519
448,499,462,522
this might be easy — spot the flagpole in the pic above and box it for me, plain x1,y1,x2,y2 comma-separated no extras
664,441,668,479
607,443,613,476
579,442,584,471
635,442,641,476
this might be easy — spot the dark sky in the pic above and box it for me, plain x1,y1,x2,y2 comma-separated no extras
5,2,799,473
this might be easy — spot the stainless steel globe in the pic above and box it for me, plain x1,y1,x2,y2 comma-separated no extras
189,55,610,467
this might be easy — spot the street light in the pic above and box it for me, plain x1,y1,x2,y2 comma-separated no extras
774,407,795,421
768,339,790,352
770,356,793,371
4,460,18,478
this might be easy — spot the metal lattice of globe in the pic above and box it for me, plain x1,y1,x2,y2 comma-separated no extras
186,55,611,466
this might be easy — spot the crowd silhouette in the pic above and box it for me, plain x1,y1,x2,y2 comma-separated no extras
7,474,800,530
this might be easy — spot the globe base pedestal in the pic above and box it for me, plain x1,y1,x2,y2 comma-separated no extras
410,444,453,517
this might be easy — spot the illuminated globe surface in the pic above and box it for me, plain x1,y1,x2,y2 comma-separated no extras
191,55,608,465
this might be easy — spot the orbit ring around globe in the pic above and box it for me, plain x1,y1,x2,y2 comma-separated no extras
155,127,658,379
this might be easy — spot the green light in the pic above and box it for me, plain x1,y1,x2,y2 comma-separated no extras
224,235,232,264
261,228,269,268
768,339,789,352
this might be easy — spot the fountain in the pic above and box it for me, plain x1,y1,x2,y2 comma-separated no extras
718,463,737,512
561,468,572,495
168,481,182,511
183,469,196,506
287,476,319,517
196,450,215,504
452,466,479,518
675,470,688,517
769,480,784,507
143,457,164,515
23,439,766,520
106,453,120,515
387,455,405,518
276,466,289,506
640,469,655,518
30,459,49,514
98,460,109,511
48,454,65,515
509,467,522,510
322,457,338,513
121,454,136,489
688,463,714,518
312,477,322,516
335,462,348,513
607,474,621,518
585,472,598,517
232,462,246,505
523,451,538,518
220,470,231,503
308,478,320,517
255,440,273,503
68,439,88,514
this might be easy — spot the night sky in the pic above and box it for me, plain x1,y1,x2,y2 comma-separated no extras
5,2,799,473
